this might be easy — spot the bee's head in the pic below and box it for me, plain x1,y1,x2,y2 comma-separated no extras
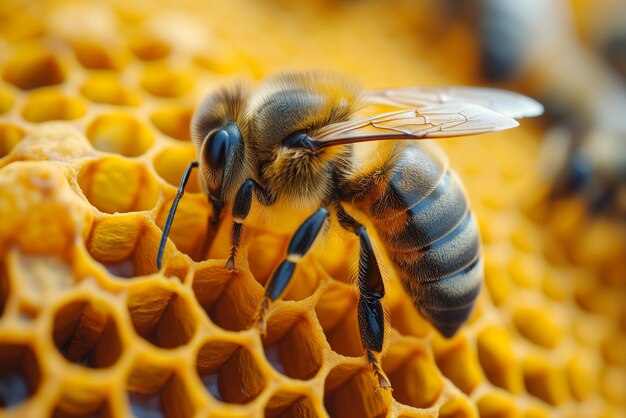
191,83,252,207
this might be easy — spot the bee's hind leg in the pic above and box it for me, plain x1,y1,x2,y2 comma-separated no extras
226,178,272,271
253,207,330,334
335,203,391,391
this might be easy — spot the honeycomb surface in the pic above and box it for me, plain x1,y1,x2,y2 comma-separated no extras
0,1,625,417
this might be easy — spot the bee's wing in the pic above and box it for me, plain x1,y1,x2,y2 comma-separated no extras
365,86,544,119
311,103,519,147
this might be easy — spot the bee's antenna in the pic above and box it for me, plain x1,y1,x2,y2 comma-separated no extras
157,161,200,270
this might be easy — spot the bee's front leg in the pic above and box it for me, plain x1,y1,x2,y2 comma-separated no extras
335,203,391,391
226,178,272,271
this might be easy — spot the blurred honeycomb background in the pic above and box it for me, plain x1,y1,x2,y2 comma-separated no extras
0,0,625,417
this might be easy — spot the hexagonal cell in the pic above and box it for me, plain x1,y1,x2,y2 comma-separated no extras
0,341,41,408
0,123,26,158
2,45,65,90
192,264,263,331
431,335,484,395
512,306,564,349
262,309,325,380
86,214,170,278
476,326,524,394
196,339,267,404
438,396,477,418
52,299,123,368
127,366,197,418
80,74,140,106
153,145,201,193
0,87,14,114
323,365,390,418
85,113,154,157
476,392,519,418
522,356,570,406
381,343,443,409
140,65,194,98
128,34,171,61
314,283,363,358
52,389,113,418
0,11,45,42
127,284,196,348
150,105,193,141
70,39,129,70
264,390,317,418
21,90,86,123
77,157,159,214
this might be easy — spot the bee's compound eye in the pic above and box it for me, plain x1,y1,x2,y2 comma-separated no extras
206,129,229,168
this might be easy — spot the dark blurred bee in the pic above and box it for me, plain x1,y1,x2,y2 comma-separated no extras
156,72,542,388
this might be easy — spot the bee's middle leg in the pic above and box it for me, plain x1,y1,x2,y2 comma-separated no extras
335,203,391,390
253,207,330,333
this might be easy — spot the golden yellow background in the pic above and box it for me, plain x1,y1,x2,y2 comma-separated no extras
0,0,624,417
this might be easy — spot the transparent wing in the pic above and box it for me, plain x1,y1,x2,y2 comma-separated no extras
365,86,544,119
312,103,519,147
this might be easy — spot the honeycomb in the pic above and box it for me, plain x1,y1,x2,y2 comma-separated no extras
0,0,625,417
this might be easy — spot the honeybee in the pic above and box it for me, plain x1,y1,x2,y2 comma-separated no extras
157,72,542,388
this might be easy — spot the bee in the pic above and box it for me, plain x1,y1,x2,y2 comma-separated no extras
156,72,542,388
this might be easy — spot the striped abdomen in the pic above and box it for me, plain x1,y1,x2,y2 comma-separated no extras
351,142,482,337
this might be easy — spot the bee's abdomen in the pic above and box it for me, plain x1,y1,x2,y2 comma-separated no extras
361,145,482,337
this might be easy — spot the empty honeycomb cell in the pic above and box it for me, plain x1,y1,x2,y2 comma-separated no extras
0,87,14,114
477,326,524,394
128,34,171,61
70,39,130,70
126,284,196,348
52,299,123,368
566,353,598,401
0,341,41,408
264,391,317,418
85,113,154,157
0,123,25,158
0,12,45,42
21,90,86,123
508,253,544,288
483,254,514,306
387,295,432,339
523,356,570,405
152,146,201,194
601,332,626,367
78,157,159,214
262,309,325,380
80,74,140,106
155,193,210,262
381,343,443,408
86,214,171,278
192,264,263,331
324,365,391,418
541,268,573,302
476,392,518,418
512,306,564,349
127,367,197,418
150,105,193,141
140,65,194,98
52,398,112,418
2,45,65,90
315,283,363,358
438,396,477,418
431,335,483,395
196,339,267,404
